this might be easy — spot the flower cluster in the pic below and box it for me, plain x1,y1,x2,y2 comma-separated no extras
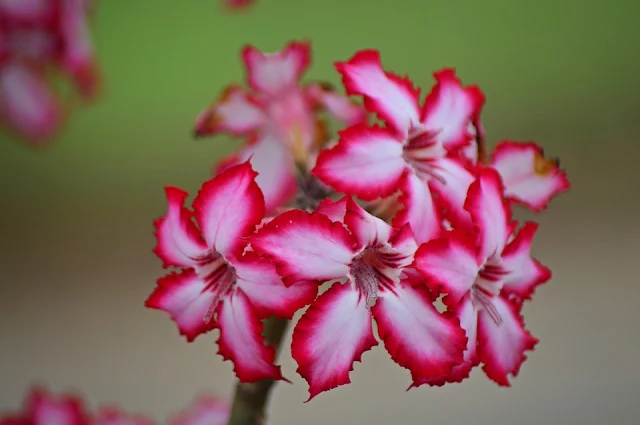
1,387,229,425
0,0,101,145
147,41,570,401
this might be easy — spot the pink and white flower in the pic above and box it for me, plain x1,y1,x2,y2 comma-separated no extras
413,168,551,386
313,50,485,243
0,0,101,145
490,141,570,211
146,161,317,382
170,395,229,425
20,387,89,425
251,196,467,400
194,41,365,213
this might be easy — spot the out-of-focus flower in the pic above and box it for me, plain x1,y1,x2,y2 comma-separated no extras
170,395,230,425
93,408,154,425
194,41,365,213
0,387,90,425
0,0,101,146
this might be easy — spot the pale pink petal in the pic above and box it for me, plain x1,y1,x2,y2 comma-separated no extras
372,280,466,379
314,124,406,200
306,83,365,125
429,156,475,227
193,162,265,257
153,187,207,269
242,41,310,95
170,396,230,425
194,86,264,137
491,141,570,211
464,168,512,260
215,133,297,214
0,62,63,144
292,282,378,400
251,210,356,285
413,230,480,307
393,173,441,244
216,289,285,382
315,196,348,223
336,50,420,134
422,69,485,150
94,408,154,425
500,222,552,301
59,0,101,98
343,197,393,248
232,252,317,318
26,387,88,425
410,294,478,386
145,270,217,342
477,296,538,386
0,0,51,22
389,224,419,266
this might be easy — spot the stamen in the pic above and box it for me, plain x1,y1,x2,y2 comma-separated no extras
193,252,237,324
472,286,503,326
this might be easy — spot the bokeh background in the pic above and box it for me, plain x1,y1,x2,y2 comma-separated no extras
1,0,639,424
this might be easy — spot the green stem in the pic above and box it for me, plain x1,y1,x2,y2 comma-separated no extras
225,316,289,425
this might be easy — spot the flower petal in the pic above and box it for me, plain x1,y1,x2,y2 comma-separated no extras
0,0,52,21
464,168,512,261
216,289,285,382
145,270,216,342
422,69,485,150
242,41,310,96
59,0,101,99
194,86,264,137
393,173,441,244
413,230,480,307
343,197,392,248
251,209,356,284
26,387,89,425
429,156,475,227
215,133,297,214
232,252,317,319
193,162,265,257
335,49,420,134
0,62,63,144
500,222,552,301
313,124,406,200
491,141,570,211
306,83,365,125
372,280,466,380
315,196,348,223
411,295,479,387
153,187,206,269
170,396,230,425
292,282,378,400
477,296,538,386
94,408,154,425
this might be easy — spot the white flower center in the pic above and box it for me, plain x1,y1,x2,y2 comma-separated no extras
349,244,404,308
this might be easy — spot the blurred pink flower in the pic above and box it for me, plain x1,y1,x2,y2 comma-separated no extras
0,0,101,146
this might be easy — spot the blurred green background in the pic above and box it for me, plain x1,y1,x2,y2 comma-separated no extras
1,0,639,424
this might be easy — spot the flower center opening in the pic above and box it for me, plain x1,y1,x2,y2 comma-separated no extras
472,260,509,326
350,246,399,308
534,152,559,176
402,127,447,184
195,252,237,324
